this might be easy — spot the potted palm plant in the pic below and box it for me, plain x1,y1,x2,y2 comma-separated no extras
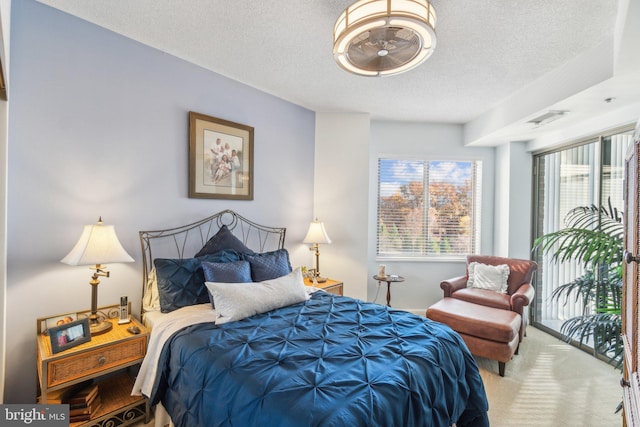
533,200,624,367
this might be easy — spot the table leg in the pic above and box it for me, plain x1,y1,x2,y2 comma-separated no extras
386,282,391,306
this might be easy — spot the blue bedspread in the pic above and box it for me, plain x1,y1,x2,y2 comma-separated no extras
149,292,489,427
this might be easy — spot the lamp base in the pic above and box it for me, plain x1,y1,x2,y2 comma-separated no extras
316,277,327,283
90,319,113,336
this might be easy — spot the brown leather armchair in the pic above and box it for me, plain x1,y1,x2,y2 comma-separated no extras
440,255,537,342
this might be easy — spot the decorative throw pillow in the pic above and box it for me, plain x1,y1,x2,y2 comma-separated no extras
205,267,307,324
194,225,254,257
154,251,242,312
202,260,252,309
467,262,510,293
142,267,161,312
202,260,252,283
244,248,292,282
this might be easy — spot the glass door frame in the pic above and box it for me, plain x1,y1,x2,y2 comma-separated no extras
530,124,635,348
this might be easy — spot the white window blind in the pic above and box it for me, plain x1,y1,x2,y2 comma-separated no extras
377,159,482,258
534,130,633,331
537,142,597,324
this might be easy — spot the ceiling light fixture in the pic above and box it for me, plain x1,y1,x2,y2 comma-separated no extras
333,0,437,77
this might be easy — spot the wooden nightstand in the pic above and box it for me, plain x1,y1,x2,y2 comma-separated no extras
304,278,343,296
36,306,150,426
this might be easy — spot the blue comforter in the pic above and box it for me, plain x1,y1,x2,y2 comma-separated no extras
149,292,489,427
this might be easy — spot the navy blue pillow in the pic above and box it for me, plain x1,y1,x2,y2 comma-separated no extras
245,249,292,282
155,251,241,313
202,260,252,283
202,260,252,308
194,225,254,257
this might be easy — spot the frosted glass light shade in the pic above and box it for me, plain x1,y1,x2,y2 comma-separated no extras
333,0,437,76
61,220,134,266
303,220,332,245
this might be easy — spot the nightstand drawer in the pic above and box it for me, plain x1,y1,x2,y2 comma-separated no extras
47,336,146,388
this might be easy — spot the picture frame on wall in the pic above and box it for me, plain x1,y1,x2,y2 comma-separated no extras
48,318,91,354
189,111,254,200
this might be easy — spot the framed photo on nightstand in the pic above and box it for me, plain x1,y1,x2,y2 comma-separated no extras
48,317,91,354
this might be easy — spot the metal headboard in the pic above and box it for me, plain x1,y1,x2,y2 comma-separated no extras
139,210,286,309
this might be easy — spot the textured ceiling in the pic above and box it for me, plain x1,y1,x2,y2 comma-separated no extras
37,0,622,130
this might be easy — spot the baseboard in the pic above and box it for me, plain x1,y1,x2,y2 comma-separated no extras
406,309,426,317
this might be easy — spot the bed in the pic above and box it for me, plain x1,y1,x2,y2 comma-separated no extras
132,210,489,427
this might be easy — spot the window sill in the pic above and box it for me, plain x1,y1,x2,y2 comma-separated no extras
375,256,466,263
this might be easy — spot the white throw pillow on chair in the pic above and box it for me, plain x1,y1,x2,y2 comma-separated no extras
467,262,510,294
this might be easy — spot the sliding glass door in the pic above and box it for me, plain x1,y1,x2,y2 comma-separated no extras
532,127,633,336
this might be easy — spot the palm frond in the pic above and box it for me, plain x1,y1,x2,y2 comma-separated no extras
533,198,624,370
551,270,622,312
559,313,623,367
532,203,624,269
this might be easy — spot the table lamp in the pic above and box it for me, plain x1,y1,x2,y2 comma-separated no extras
61,217,134,335
303,218,331,283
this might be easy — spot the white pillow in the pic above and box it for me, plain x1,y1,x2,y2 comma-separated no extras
142,267,161,312
205,267,308,325
467,262,510,293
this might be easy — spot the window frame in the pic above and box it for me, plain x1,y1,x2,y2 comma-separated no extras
531,124,635,333
376,156,482,261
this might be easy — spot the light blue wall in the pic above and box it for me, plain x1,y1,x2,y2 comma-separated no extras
5,0,315,403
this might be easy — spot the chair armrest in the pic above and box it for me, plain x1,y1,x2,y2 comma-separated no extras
510,283,535,315
440,275,467,297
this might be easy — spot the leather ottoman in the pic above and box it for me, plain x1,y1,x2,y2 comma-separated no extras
426,297,521,376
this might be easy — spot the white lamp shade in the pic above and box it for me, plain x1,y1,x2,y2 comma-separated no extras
303,220,332,245
61,221,134,266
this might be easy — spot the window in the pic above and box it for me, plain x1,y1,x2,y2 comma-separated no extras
377,158,482,259
532,127,633,335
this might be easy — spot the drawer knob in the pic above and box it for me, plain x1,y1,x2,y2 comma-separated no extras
97,356,106,366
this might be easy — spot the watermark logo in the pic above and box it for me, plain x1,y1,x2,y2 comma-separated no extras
1,405,68,426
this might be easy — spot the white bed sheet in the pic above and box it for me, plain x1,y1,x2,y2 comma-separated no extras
141,309,166,329
132,304,217,399
136,305,218,427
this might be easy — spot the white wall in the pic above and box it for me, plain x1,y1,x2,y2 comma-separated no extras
507,142,533,259
0,99,6,404
494,144,510,256
0,0,9,404
314,113,370,301
494,141,533,259
368,121,496,313
527,102,640,152
5,0,315,403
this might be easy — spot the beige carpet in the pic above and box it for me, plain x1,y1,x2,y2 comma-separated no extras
476,327,622,427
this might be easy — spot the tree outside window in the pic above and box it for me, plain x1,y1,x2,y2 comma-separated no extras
377,159,481,258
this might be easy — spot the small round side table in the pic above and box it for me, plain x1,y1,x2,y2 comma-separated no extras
373,275,405,307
